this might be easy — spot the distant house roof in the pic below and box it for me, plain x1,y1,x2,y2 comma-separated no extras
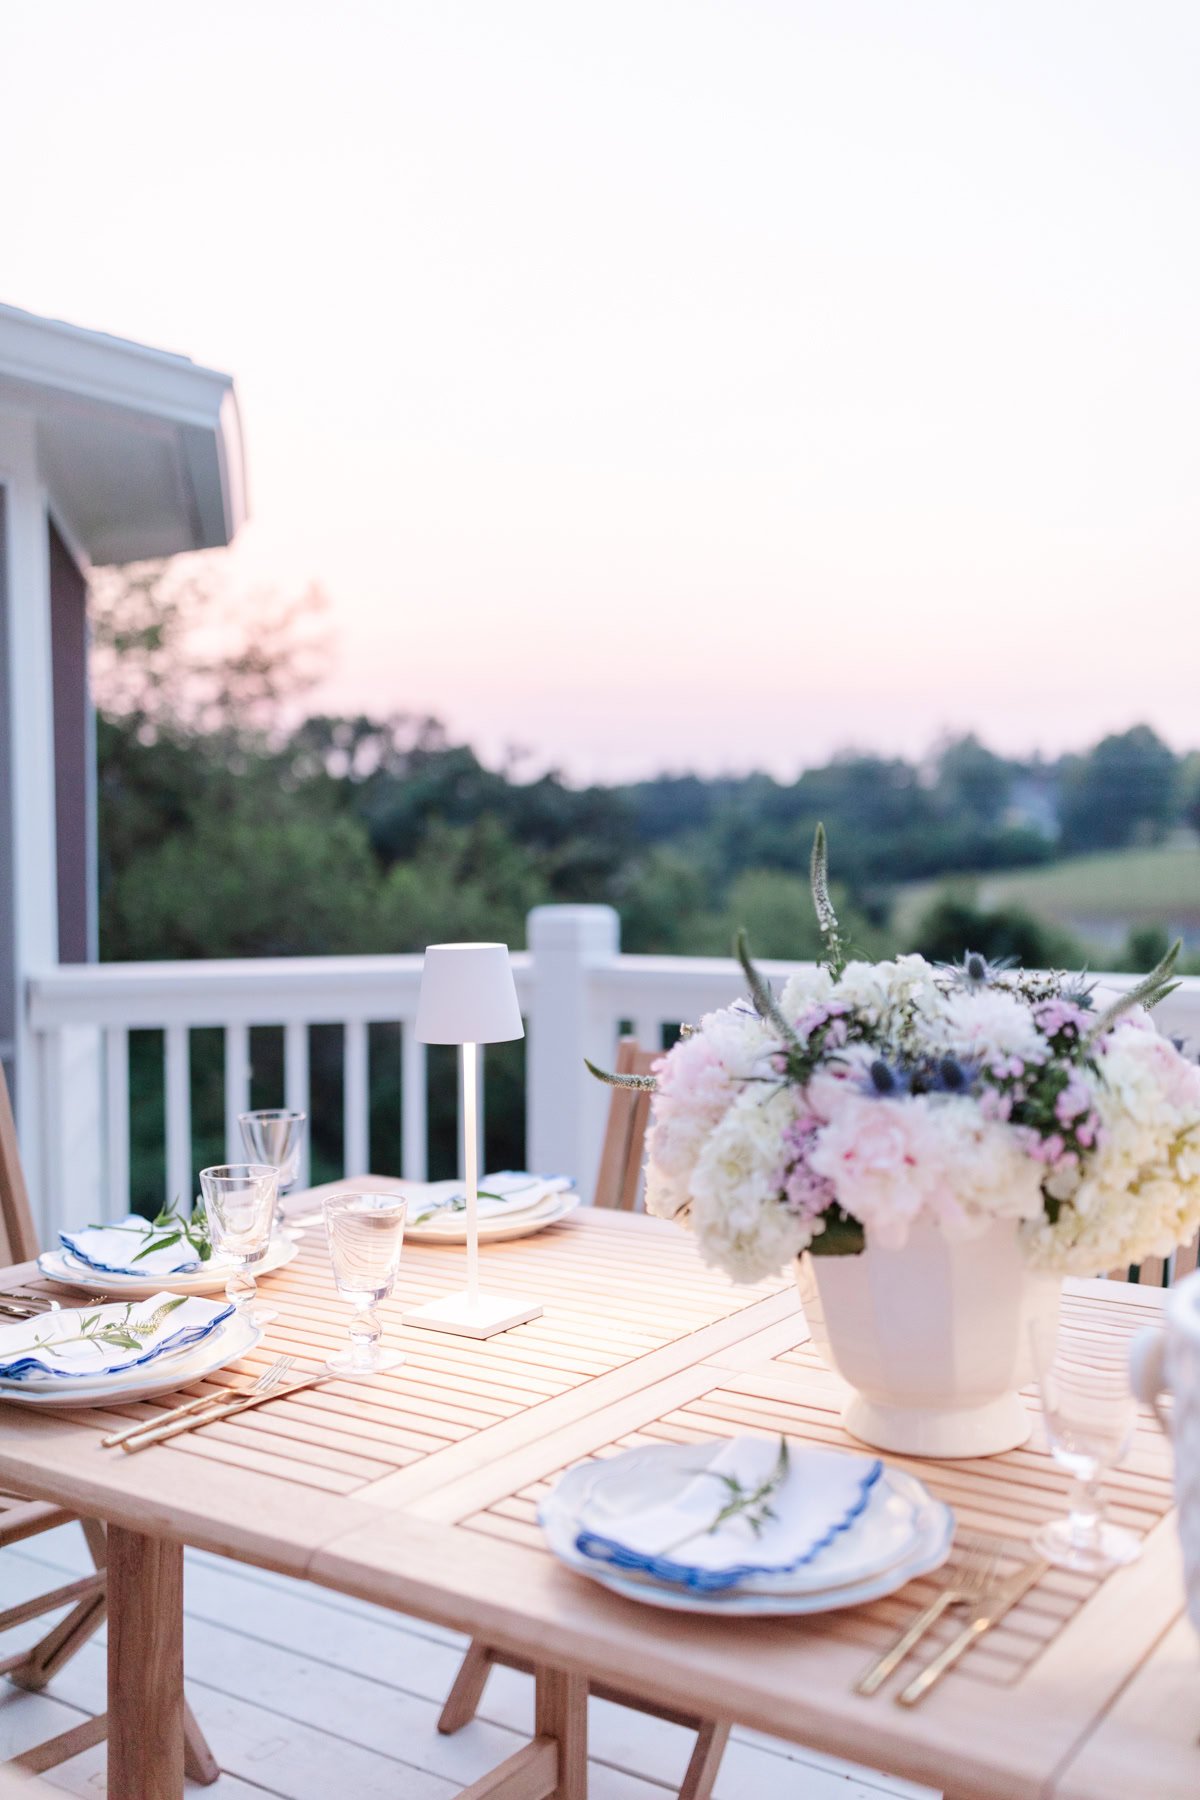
0,302,246,564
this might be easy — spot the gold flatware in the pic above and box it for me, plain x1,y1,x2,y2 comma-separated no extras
120,1368,334,1453
100,1353,295,1449
0,1292,65,1317
856,1536,1009,1696
897,1556,1050,1707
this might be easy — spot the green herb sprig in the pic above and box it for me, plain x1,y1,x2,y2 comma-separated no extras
6,1296,187,1360
132,1201,213,1264
662,1435,792,1554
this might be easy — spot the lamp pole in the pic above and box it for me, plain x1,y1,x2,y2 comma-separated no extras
462,1042,479,1306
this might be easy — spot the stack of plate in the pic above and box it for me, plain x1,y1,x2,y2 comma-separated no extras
0,1299,262,1410
37,1230,297,1299
540,1439,954,1617
402,1173,579,1245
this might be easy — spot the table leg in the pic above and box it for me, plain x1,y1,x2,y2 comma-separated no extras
450,1665,587,1800
107,1525,184,1800
534,1666,587,1800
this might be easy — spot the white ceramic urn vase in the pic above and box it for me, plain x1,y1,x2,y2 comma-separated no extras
1130,1269,1200,1638
796,1218,1062,1458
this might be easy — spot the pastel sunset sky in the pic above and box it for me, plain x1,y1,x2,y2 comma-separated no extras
4,1,1198,779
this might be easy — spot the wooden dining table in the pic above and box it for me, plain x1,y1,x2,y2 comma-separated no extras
0,1189,1194,1800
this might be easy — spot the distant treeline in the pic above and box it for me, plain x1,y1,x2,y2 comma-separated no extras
91,560,1199,1201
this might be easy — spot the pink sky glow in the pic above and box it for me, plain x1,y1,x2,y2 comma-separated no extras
4,1,1199,780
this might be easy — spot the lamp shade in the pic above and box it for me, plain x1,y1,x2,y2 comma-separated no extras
415,943,525,1045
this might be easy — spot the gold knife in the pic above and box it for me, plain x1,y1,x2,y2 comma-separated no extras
897,1558,1050,1706
119,1370,333,1452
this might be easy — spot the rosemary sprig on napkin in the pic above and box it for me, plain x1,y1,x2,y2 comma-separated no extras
661,1435,791,1554
413,1189,505,1225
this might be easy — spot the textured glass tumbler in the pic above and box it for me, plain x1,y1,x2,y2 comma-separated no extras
198,1163,280,1328
238,1109,307,1224
323,1192,407,1375
1032,1319,1142,1574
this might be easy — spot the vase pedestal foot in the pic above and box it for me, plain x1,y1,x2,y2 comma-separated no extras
841,1391,1034,1459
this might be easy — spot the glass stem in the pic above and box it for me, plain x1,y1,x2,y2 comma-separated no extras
227,1266,256,1313
348,1300,382,1370
1067,1473,1105,1549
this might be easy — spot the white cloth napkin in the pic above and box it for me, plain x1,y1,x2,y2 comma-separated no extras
574,1436,883,1593
60,1216,204,1276
0,1293,234,1383
407,1172,572,1227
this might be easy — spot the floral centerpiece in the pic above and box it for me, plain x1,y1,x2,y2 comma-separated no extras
596,828,1200,1455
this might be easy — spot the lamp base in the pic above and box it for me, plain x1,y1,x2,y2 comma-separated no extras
404,1289,543,1339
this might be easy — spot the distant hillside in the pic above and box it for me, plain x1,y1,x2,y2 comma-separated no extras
894,843,1200,956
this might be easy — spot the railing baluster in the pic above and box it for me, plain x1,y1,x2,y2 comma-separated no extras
344,1019,369,1178
224,1021,251,1163
104,1026,130,1215
163,1024,191,1211
284,1021,311,1189
36,1028,65,1245
633,1017,660,1052
401,1025,427,1181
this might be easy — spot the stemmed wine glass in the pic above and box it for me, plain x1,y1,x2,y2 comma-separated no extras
238,1109,307,1226
323,1192,407,1375
1031,1319,1142,1574
198,1163,280,1329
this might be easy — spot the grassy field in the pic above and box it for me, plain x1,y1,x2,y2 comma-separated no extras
894,843,1200,953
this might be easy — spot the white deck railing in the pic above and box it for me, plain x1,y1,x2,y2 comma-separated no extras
21,904,1200,1238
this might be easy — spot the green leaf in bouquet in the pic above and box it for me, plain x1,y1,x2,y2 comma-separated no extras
807,1209,866,1257
734,930,799,1049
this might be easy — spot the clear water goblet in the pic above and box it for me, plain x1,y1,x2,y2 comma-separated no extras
199,1163,280,1329
238,1109,308,1225
323,1191,407,1375
1031,1320,1142,1574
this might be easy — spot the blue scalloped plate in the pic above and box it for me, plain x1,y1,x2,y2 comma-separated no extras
540,1442,953,1611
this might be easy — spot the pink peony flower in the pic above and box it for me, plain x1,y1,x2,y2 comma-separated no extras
807,1094,944,1250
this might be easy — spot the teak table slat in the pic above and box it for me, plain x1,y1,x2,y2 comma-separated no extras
0,1195,1192,1800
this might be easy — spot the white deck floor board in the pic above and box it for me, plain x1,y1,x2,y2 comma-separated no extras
0,1525,935,1798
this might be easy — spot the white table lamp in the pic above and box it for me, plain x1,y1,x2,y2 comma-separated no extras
404,942,543,1338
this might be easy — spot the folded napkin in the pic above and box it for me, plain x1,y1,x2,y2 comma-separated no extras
408,1172,572,1227
0,1293,235,1383
573,1437,883,1594
60,1216,205,1277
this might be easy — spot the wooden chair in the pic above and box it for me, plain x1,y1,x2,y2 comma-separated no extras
0,1067,218,1784
438,1039,733,1800
1114,1237,1199,1289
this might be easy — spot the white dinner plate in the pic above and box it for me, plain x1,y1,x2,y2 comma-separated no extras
404,1191,581,1245
552,1441,924,1594
0,1311,263,1408
0,1297,236,1393
404,1176,567,1231
37,1231,298,1297
539,1458,954,1616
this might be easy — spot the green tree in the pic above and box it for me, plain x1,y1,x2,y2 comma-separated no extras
1059,726,1178,853
906,893,1084,968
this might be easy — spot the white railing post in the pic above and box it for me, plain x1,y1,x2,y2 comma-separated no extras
526,905,621,1195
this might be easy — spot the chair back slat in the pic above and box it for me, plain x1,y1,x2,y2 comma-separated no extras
0,1066,40,1266
592,1038,658,1212
1111,1235,1199,1288
1173,1236,1200,1282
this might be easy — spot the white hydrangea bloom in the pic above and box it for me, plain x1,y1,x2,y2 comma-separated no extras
779,965,835,1019
1026,1024,1200,1273
689,1088,814,1282
937,989,1048,1063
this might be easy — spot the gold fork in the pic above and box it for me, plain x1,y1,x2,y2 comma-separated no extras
856,1535,1010,1696
101,1354,296,1449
